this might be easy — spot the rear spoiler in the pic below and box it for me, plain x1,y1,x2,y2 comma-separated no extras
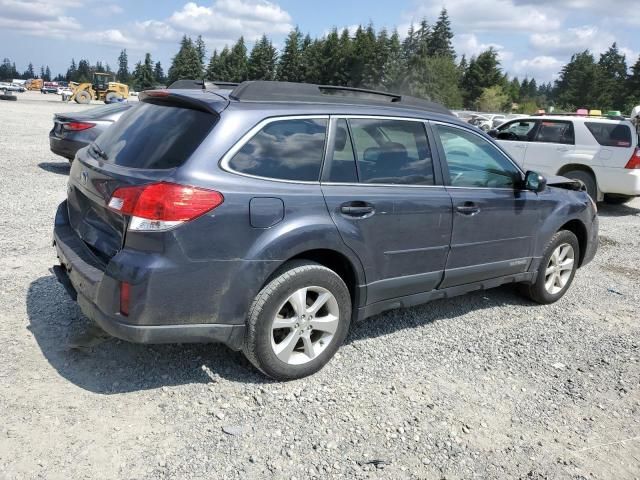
139,90,228,115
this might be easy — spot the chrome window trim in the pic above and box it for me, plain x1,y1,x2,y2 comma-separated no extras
431,120,526,176
219,115,330,184
321,182,445,189
331,114,429,122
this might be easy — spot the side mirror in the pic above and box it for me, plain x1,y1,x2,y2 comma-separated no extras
524,170,547,193
488,129,498,138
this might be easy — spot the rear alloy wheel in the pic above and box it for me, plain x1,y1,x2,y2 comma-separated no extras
563,170,597,201
104,92,122,104
520,230,579,304
243,261,351,380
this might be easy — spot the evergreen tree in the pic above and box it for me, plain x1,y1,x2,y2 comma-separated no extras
154,61,164,84
195,35,206,66
554,50,601,109
215,47,232,81
167,35,204,84
411,19,431,66
227,36,248,82
44,66,51,81
320,28,342,85
39,66,45,79
382,29,406,90
117,49,129,84
25,62,35,79
409,55,463,108
461,48,502,107
402,24,419,63
206,49,220,80
508,77,520,102
598,43,627,109
66,59,77,82
477,85,509,112
528,78,537,99
520,78,530,99
133,53,155,90
300,36,323,84
0,58,19,80
350,24,377,87
77,59,91,82
626,55,640,109
95,61,105,73
428,8,455,59
248,34,277,80
277,27,303,82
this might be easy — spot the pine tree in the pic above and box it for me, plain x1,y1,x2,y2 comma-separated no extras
39,66,45,79
248,34,277,80
428,8,455,59
66,59,77,82
133,53,155,90
195,35,206,66
167,36,203,85
154,61,164,84
461,48,502,107
227,36,248,82
520,78,530,100
44,66,51,81
598,43,627,109
77,59,91,82
382,29,405,90
25,62,35,79
277,27,303,82
206,49,220,80
215,47,231,81
409,55,463,108
117,49,129,84
350,24,377,87
300,35,323,84
554,50,601,109
626,55,640,110
0,58,18,80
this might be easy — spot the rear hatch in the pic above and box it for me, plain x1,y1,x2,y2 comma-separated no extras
66,92,227,262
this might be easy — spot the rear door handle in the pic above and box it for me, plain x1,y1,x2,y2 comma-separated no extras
340,202,374,217
455,202,480,215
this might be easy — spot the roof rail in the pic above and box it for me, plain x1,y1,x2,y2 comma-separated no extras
228,81,452,116
168,79,239,90
531,112,627,121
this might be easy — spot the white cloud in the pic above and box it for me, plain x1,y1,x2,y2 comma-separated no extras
454,33,513,63
405,0,561,33
512,55,563,81
0,0,81,37
529,26,617,57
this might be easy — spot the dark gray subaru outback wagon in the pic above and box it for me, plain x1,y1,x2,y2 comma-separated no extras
53,81,598,380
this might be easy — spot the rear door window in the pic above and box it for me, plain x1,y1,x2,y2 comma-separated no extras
496,119,537,141
348,118,435,185
228,118,327,181
534,120,575,145
93,103,216,169
585,122,632,147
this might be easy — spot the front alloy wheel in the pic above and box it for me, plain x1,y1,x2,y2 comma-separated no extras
544,243,574,294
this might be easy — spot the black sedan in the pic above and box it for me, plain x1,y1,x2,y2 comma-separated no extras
49,103,133,162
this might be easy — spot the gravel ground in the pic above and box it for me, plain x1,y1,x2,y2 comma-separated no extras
1,91,639,480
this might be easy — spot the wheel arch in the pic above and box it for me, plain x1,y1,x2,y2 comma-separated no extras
559,219,588,267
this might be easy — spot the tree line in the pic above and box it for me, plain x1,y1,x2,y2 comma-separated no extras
2,8,639,112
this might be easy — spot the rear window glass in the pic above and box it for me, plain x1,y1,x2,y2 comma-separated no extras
534,121,574,145
228,118,327,181
585,122,632,147
92,103,216,169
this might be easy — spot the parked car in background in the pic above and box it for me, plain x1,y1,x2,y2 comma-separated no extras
56,86,73,96
469,114,506,131
0,82,25,93
53,81,598,380
41,82,58,94
49,102,133,162
491,115,640,203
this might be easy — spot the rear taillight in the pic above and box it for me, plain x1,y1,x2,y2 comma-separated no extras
107,182,224,231
63,121,95,131
625,147,640,169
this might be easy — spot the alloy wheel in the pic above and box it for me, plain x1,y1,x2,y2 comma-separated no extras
544,243,574,294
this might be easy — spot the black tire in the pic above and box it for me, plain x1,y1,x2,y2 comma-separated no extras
243,260,352,380
75,90,91,104
563,169,597,201
603,194,632,205
520,230,580,304
0,94,17,101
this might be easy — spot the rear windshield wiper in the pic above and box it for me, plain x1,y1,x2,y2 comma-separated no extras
90,143,109,160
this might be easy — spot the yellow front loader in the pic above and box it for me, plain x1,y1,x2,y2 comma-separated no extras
68,72,129,104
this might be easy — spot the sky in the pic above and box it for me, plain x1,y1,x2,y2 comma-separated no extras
1,0,639,83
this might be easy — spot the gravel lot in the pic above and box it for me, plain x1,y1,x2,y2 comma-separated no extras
1,91,639,479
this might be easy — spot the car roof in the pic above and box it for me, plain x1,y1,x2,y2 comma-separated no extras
527,115,632,125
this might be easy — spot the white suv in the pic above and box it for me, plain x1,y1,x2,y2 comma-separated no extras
492,115,640,203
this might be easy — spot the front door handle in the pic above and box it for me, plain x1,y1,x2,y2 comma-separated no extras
340,202,375,217
455,202,480,216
